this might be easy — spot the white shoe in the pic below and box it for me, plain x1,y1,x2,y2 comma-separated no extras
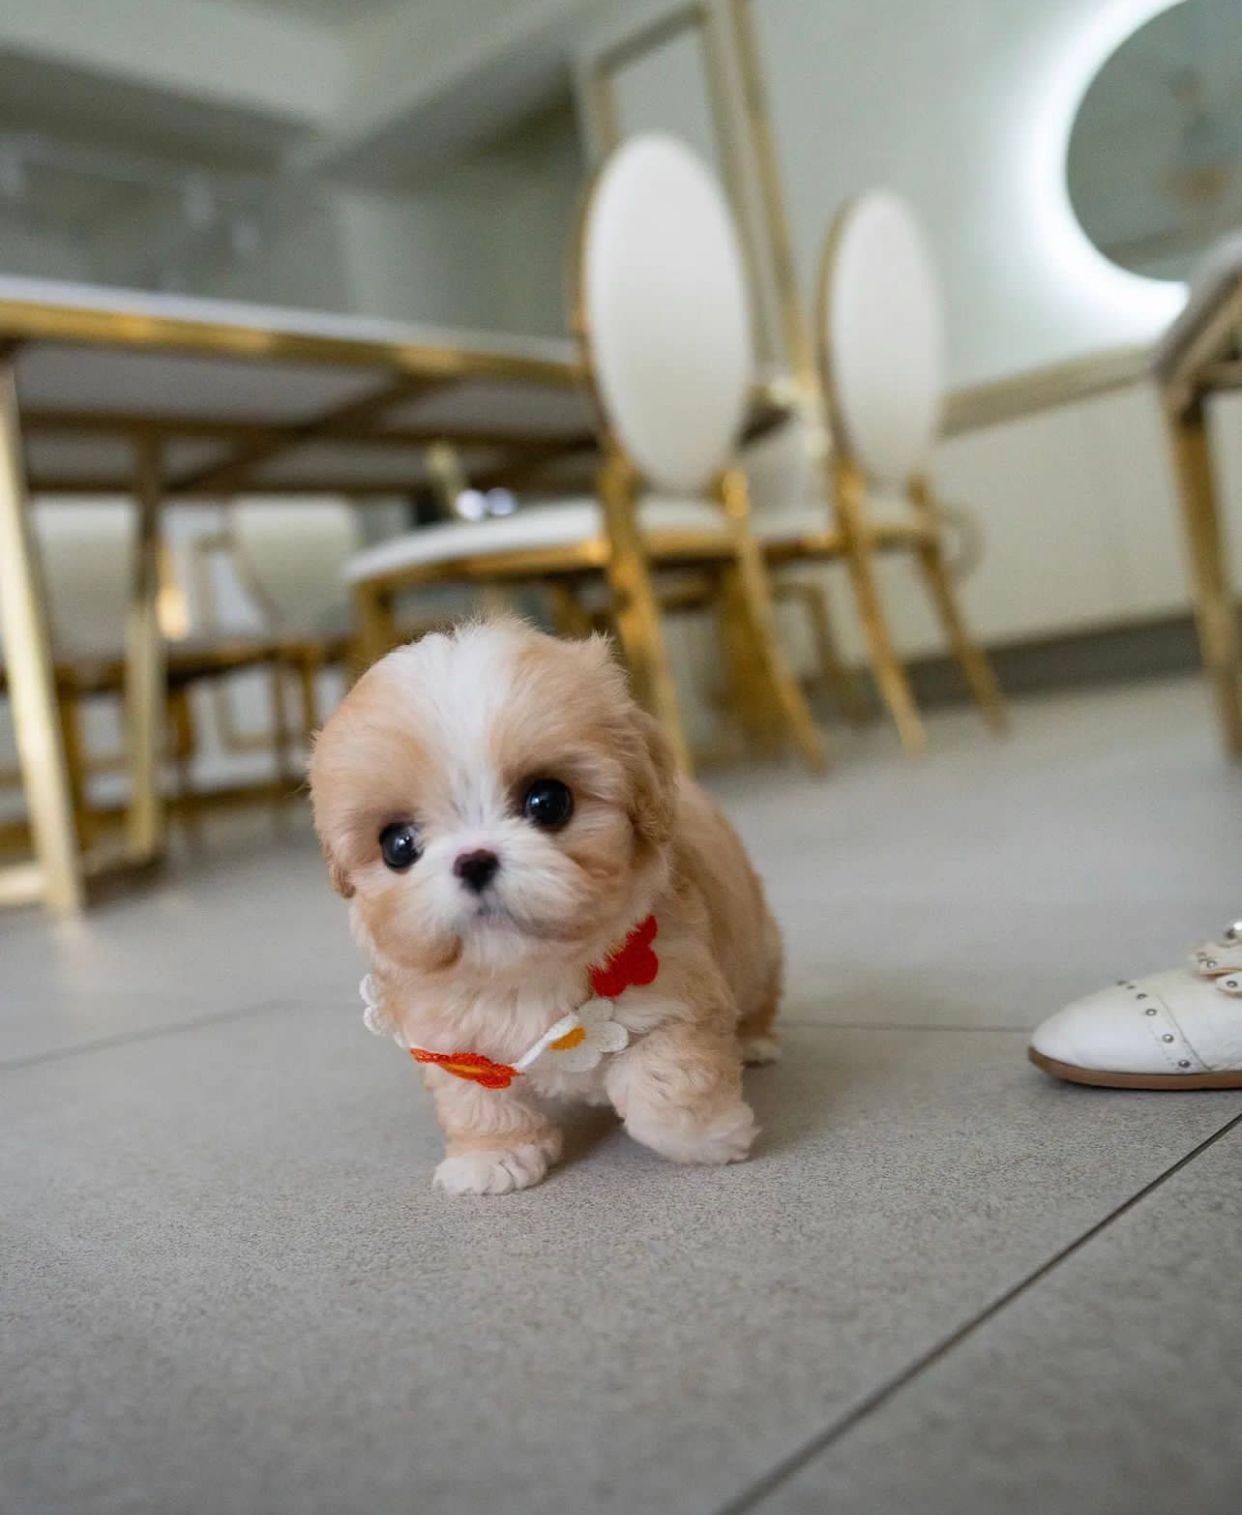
1029,920,1242,1089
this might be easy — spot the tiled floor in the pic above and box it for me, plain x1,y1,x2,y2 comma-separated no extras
5,674,1242,1515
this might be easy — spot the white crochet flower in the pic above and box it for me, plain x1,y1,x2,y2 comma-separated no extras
359,974,399,1039
531,997,629,1073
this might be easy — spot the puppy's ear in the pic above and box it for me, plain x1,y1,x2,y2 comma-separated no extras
626,706,678,853
323,843,355,899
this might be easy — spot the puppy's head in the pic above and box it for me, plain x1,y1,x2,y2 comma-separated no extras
310,619,676,976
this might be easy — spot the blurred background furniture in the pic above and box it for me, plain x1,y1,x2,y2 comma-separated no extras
591,21,1005,756
192,497,362,778
756,192,1006,756
0,279,592,913
0,499,291,849
347,134,825,775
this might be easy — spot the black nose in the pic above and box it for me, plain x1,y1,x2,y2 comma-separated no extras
453,849,499,893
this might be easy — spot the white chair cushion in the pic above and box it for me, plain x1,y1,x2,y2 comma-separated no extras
584,135,753,496
230,497,359,637
33,499,135,659
824,192,945,486
346,499,725,584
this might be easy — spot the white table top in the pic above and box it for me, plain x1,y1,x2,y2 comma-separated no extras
0,275,592,496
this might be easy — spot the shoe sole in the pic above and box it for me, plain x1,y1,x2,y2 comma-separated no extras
1029,1047,1242,1090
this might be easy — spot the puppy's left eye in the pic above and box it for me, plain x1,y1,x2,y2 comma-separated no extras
379,821,421,871
522,778,573,830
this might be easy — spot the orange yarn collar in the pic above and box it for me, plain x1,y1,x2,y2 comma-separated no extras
408,913,659,1089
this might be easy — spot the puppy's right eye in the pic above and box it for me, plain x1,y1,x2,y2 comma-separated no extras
379,822,421,871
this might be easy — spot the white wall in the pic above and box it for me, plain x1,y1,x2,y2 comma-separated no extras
0,213,89,281
182,197,355,314
337,103,585,335
66,100,585,338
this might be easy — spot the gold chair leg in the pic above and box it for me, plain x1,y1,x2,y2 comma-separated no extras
598,452,694,774
547,582,595,640
56,688,94,852
909,477,1007,734
352,583,399,675
834,459,927,756
778,575,870,724
1164,400,1242,756
0,356,83,911
270,664,294,795
124,437,167,863
717,564,785,758
296,650,321,743
717,468,828,772
167,685,201,841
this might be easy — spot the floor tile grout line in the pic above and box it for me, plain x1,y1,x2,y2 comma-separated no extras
712,1105,1242,1515
1,1009,1022,1078
0,997,303,1073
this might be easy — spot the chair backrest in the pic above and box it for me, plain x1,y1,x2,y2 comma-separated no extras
229,498,360,638
817,191,945,486
579,134,753,495
31,500,135,659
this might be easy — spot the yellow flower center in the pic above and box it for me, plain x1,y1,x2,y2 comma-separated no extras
551,1025,587,1052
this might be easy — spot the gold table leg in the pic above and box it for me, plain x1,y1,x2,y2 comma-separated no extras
124,437,167,861
0,355,83,912
1165,399,1242,755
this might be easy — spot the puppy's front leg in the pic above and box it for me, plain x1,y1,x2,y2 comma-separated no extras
426,1071,562,1196
605,1021,757,1166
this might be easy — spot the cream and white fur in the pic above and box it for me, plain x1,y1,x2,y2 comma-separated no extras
310,619,782,1195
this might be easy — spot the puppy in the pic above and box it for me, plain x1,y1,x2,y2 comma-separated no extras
310,618,782,1195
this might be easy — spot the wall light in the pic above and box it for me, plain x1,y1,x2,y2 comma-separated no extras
1027,0,1190,330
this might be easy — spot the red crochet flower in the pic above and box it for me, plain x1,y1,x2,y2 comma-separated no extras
590,914,659,999
410,1048,518,1089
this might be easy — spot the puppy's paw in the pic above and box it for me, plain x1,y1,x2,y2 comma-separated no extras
628,1100,758,1166
740,1032,781,1066
434,1132,561,1196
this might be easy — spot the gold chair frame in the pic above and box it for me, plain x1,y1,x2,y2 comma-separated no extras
1158,276,1242,756
586,3,1002,754
755,202,1006,756
351,157,827,776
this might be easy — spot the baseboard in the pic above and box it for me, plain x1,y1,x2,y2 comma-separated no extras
900,613,1202,710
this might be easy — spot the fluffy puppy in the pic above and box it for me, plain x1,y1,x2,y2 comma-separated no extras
310,618,782,1195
